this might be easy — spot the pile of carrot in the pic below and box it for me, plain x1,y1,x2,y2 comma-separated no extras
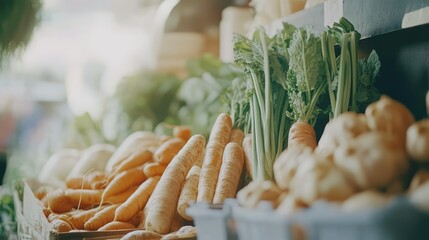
35,113,247,237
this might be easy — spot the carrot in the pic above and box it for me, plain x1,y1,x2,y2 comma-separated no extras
213,142,244,204
128,210,143,227
84,204,120,230
229,129,245,145
154,138,186,165
288,121,317,149
173,126,192,142
105,185,139,204
98,221,136,231
102,166,147,204
65,189,103,207
46,189,75,213
169,214,184,232
106,131,160,173
160,135,172,144
198,113,233,203
242,134,253,178
66,171,107,190
110,150,153,180
121,230,162,240
177,166,201,220
145,135,206,234
51,219,73,233
115,177,160,222
144,163,168,177
42,207,52,218
67,206,107,229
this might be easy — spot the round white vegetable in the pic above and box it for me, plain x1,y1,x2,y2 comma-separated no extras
68,143,116,178
406,119,429,161
37,149,80,187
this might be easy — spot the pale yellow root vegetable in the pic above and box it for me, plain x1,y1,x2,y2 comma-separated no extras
406,119,429,161
342,191,391,212
409,169,429,193
198,113,233,203
213,142,244,204
105,185,138,204
128,211,143,227
144,163,168,177
173,126,192,142
121,230,162,240
115,177,160,222
229,129,245,145
106,131,160,172
51,219,73,233
67,206,107,230
43,207,52,218
84,204,120,230
154,138,186,165
98,221,136,231
109,150,153,180
177,166,201,220
288,121,317,150
102,166,147,203
145,135,206,234
162,226,197,240
169,214,184,232
242,134,253,179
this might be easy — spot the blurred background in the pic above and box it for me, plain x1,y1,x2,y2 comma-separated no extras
0,0,315,184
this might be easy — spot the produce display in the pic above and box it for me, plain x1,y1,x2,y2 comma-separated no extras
30,113,248,239
237,95,429,216
9,11,429,240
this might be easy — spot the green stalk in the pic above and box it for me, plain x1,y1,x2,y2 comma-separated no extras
334,33,350,118
321,32,336,114
252,94,267,181
250,99,258,180
342,52,351,113
250,69,266,119
276,92,288,156
328,35,337,76
350,32,358,111
259,29,274,165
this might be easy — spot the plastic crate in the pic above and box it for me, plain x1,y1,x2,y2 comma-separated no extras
186,199,238,240
231,197,429,240
232,201,295,240
295,198,429,240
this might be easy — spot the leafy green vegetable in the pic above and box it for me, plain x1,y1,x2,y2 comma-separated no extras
234,24,294,182
286,27,326,125
0,191,17,239
321,17,380,118
176,54,245,137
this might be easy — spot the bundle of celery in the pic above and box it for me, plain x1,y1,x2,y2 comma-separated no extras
232,18,380,182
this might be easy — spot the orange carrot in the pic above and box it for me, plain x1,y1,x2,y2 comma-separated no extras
65,189,103,207
177,166,201,220
110,150,153,180
98,221,136,231
242,134,253,178
198,113,233,203
66,171,107,190
105,185,139,204
143,163,168,177
173,126,192,142
229,129,245,145
67,206,107,230
213,142,244,204
102,166,147,203
288,121,317,149
169,214,184,232
84,204,120,230
145,135,206,234
46,189,75,213
115,177,160,222
51,219,73,233
154,138,186,165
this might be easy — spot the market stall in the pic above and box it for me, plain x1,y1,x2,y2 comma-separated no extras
1,0,429,239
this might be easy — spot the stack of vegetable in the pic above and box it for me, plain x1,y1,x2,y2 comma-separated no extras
33,112,248,239
231,18,380,182
237,93,429,216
